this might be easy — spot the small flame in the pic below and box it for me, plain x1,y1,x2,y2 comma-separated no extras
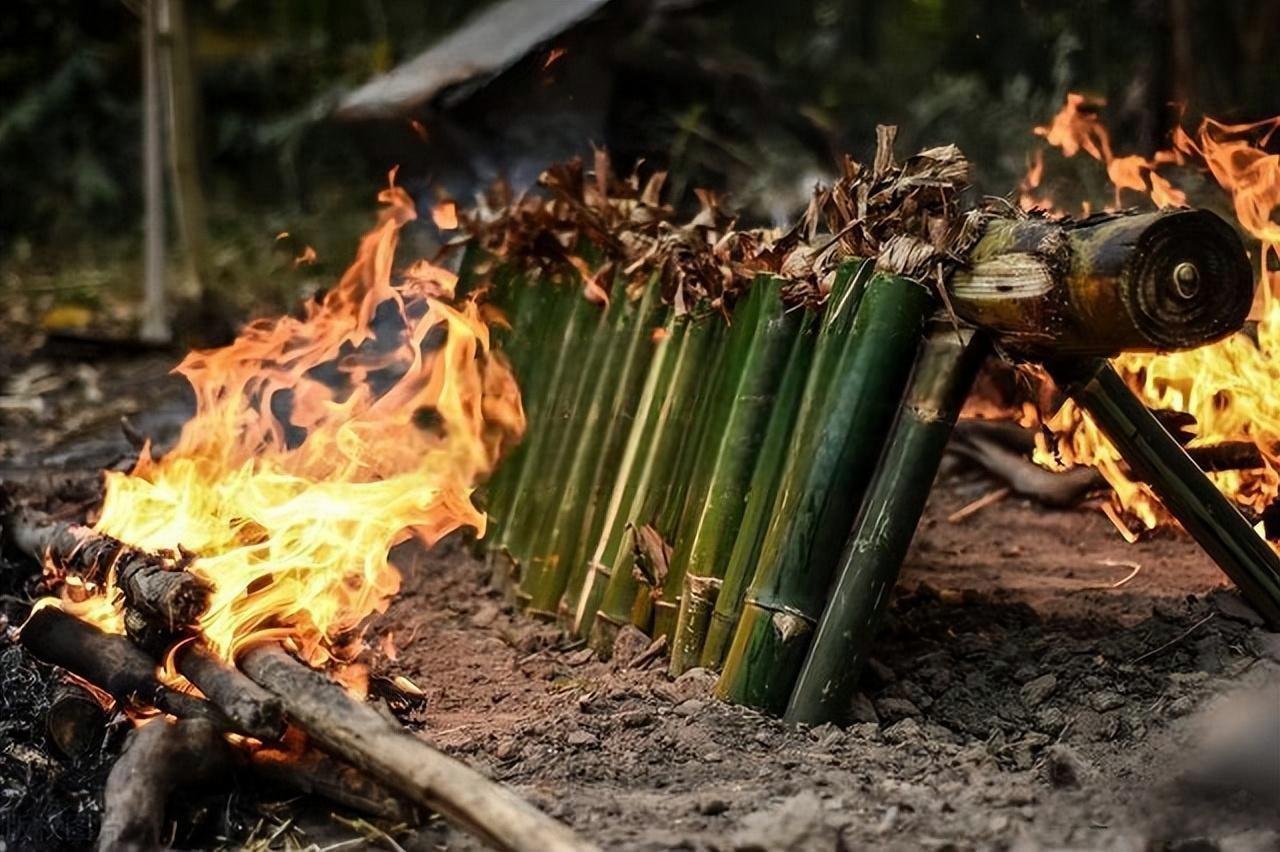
62,175,524,671
1023,97,1280,536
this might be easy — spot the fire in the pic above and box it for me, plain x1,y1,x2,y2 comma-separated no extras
1024,96,1280,535
62,173,524,670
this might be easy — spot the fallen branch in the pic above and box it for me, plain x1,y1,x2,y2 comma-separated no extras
97,717,231,852
20,607,227,727
949,435,1100,508
239,644,596,852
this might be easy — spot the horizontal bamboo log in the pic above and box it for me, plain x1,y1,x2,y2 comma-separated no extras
948,209,1253,356
97,717,231,852
20,607,228,726
1047,359,1280,628
238,645,595,852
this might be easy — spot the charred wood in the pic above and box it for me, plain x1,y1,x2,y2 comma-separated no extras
175,641,285,741
97,717,231,852
249,729,415,822
19,607,227,728
6,510,211,632
239,644,596,852
46,681,107,760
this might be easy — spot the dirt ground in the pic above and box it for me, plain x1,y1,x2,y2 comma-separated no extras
2,350,1279,851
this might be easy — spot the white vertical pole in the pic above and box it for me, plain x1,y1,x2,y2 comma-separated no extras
140,0,171,343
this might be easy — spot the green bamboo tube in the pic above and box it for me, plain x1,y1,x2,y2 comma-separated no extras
558,281,666,628
519,275,633,616
481,272,571,565
496,289,598,575
666,279,802,671
568,318,683,636
716,271,933,715
699,261,867,670
1047,359,1280,628
785,325,990,725
639,312,733,636
588,318,714,653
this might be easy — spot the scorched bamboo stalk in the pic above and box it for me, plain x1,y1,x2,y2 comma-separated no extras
717,269,932,714
786,325,990,725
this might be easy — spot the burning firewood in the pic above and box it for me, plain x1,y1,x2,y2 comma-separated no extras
8,510,211,632
238,644,597,852
46,680,107,760
97,717,231,852
173,640,284,741
1049,359,1280,628
19,607,228,727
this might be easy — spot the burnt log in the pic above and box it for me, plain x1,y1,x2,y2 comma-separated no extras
19,607,226,727
949,209,1253,356
97,717,231,852
7,510,211,632
239,644,595,852
46,681,107,759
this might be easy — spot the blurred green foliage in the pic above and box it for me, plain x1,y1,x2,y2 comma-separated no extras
0,0,1273,318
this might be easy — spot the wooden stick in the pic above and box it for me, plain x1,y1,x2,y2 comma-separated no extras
20,607,227,727
97,718,230,852
249,731,414,822
239,645,596,852
175,640,284,741
1049,359,1280,628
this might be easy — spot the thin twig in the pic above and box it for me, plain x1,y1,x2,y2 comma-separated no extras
1083,559,1142,590
947,486,1011,523
1132,613,1216,665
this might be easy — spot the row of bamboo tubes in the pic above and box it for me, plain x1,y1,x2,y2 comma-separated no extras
468,253,985,725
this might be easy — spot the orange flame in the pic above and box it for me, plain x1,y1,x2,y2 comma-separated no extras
1025,97,1280,535
63,175,524,669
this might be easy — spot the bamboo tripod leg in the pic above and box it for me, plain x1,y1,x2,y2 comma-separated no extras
1048,358,1280,629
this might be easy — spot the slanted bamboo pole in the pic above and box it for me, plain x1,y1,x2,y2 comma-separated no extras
1047,359,1280,628
239,645,595,852
590,317,716,651
519,274,630,615
716,269,932,714
664,279,801,664
786,325,990,725
497,290,597,580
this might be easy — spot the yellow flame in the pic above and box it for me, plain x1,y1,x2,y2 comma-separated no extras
1026,98,1280,535
64,175,524,669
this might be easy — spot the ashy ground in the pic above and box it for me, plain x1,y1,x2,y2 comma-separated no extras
1,351,1278,851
